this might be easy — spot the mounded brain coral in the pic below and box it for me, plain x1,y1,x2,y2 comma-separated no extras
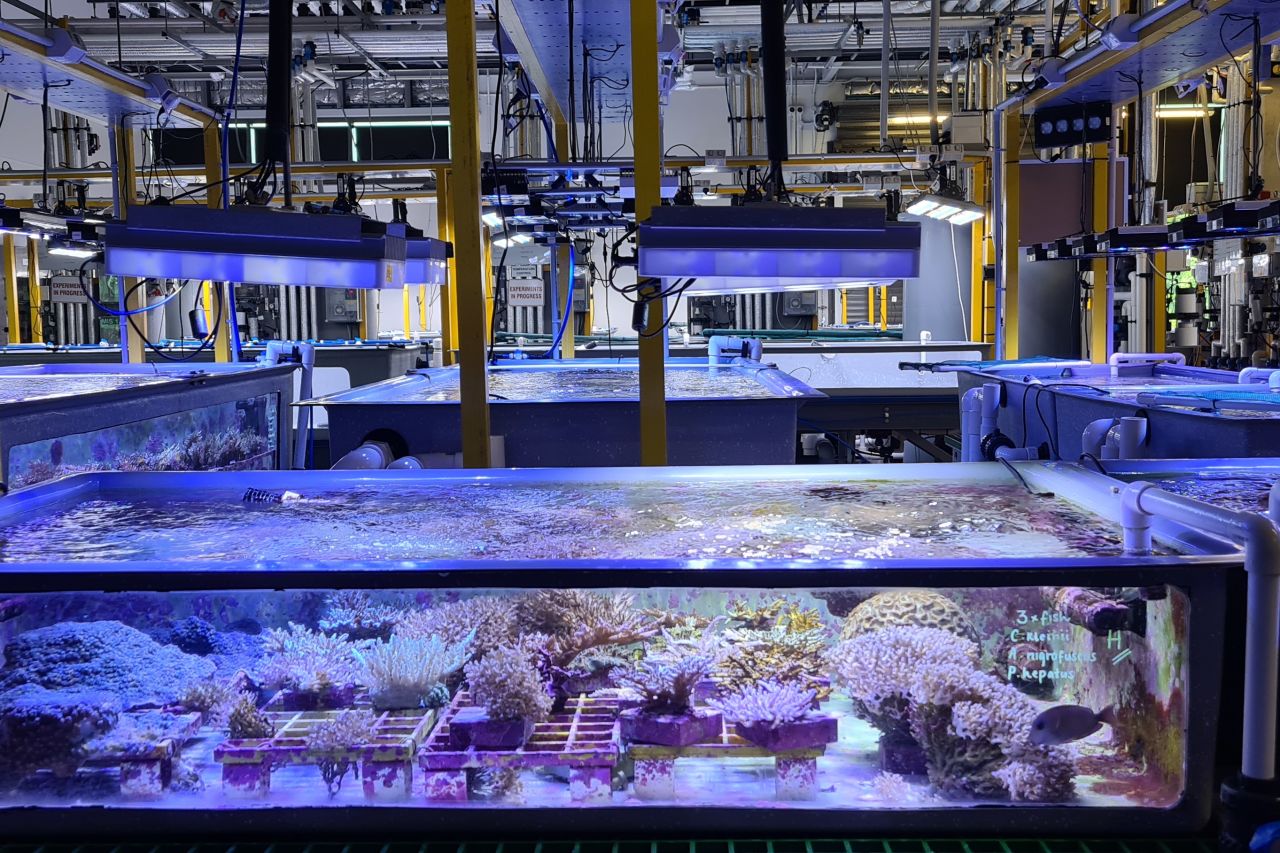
840,590,980,644
0,620,216,709
0,684,121,780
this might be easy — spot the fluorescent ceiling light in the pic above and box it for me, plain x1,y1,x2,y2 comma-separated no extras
907,193,985,226
21,211,70,232
48,244,99,259
889,114,946,126
494,233,533,248
1157,107,1211,119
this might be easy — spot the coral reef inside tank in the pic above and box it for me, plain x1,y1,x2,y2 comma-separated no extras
8,394,277,488
0,585,1189,811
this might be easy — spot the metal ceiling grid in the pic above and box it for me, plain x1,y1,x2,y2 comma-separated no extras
0,20,212,128
1032,0,1280,110
505,0,634,122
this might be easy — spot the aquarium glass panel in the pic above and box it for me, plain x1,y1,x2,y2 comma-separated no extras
8,393,279,489
0,586,1189,811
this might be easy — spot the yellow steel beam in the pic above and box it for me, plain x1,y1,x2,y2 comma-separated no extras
494,0,571,161
446,0,492,467
403,285,413,339
0,23,213,130
437,169,458,366
879,286,888,331
633,0,667,466
25,237,42,343
839,288,848,325
1002,108,1021,360
3,235,19,344
1089,142,1110,363
113,123,147,363
203,121,234,362
483,229,494,345
417,285,427,337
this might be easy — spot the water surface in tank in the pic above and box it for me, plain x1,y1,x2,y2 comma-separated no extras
0,479,1138,563
371,367,788,403
0,374,175,404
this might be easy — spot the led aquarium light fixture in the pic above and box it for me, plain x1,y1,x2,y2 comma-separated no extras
0,207,23,235
638,204,921,294
403,228,451,287
905,193,984,225
47,240,100,259
104,205,408,290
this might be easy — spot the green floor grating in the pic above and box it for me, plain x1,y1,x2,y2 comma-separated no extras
0,840,1219,853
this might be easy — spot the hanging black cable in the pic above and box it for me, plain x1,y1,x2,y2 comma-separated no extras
760,0,788,200
265,0,293,206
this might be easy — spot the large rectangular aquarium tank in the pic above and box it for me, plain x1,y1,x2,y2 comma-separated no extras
954,358,1280,459
0,363,295,490
304,358,824,466
0,464,1236,837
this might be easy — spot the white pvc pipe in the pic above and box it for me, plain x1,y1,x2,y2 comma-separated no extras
1106,416,1147,460
960,386,982,462
1082,417,1116,457
1238,367,1275,384
995,445,1040,461
1122,482,1280,781
332,441,393,470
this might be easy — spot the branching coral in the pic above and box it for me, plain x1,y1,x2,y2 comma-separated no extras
826,625,977,740
306,709,377,796
520,591,659,700
354,632,472,709
616,628,723,715
464,643,552,723
395,596,518,660
708,680,815,728
828,625,1074,802
719,625,831,700
261,623,357,693
727,598,825,634
179,680,243,727
320,591,402,641
227,695,274,740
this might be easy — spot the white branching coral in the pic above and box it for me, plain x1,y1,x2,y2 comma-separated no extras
354,632,473,709
616,626,723,714
708,680,815,728
827,625,1075,803
826,625,977,739
319,590,402,640
395,596,518,660
261,623,357,692
464,643,552,722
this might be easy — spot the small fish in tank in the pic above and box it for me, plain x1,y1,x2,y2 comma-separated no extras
0,584,1189,812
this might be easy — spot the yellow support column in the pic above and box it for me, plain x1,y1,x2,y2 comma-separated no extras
445,0,492,467
417,284,427,337
112,124,148,363
557,242,574,358
3,235,19,343
437,170,458,366
1151,253,1167,353
969,159,990,343
483,229,495,345
1002,108,1021,360
867,289,875,323
203,122,233,361
879,286,888,331
25,237,43,343
632,0,666,465
403,285,413,339
1088,143,1110,363
839,288,848,325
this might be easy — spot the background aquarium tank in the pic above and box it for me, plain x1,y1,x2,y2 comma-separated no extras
0,464,1234,837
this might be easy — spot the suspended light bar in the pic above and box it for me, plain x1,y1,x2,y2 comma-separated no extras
403,229,450,287
0,207,24,235
47,240,100,259
104,206,407,290
905,193,984,226
637,204,920,294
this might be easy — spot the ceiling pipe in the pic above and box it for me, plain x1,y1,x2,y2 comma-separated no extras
879,0,891,148
761,0,789,198
928,0,940,146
